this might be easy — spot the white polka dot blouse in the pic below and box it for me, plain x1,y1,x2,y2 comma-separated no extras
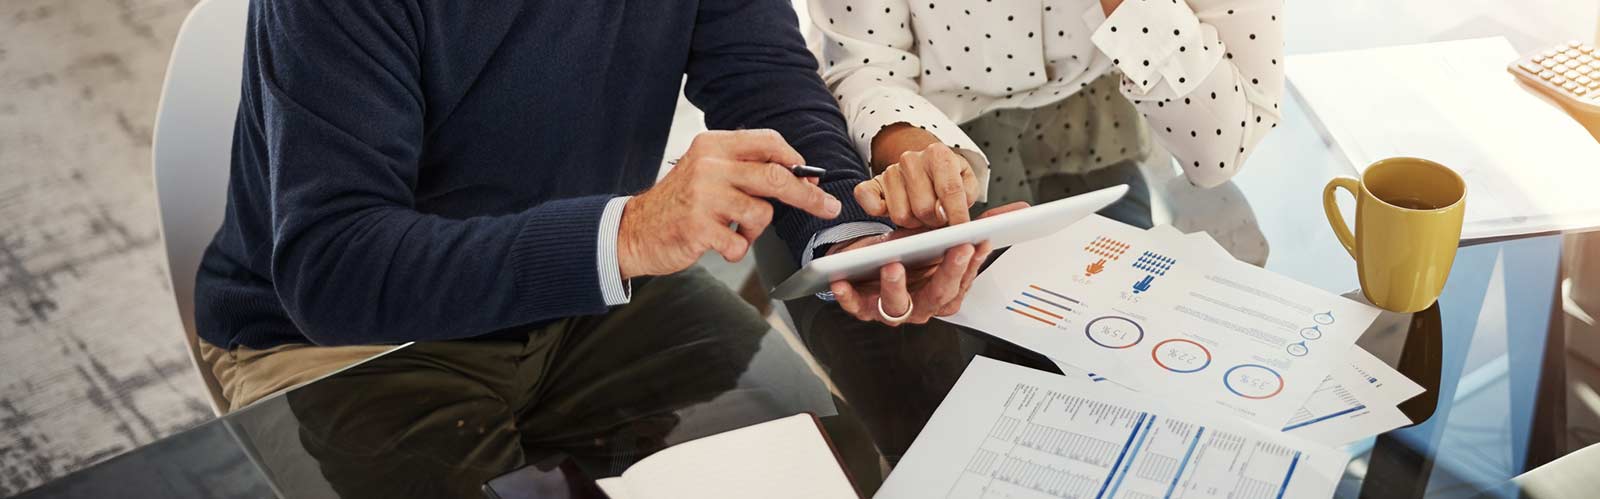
809,0,1285,189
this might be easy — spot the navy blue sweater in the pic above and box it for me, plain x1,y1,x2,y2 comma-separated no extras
195,0,880,349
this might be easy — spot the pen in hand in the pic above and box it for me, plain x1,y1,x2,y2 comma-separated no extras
786,165,827,178
667,159,827,178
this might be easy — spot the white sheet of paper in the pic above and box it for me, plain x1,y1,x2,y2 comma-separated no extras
1179,229,1229,259
1170,228,1422,444
945,216,1382,427
593,414,855,499
1287,36,1600,240
877,357,1347,499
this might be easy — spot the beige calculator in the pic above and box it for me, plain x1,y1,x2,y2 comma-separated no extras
1509,40,1600,124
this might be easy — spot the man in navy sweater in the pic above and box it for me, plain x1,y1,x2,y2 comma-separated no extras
194,0,1002,428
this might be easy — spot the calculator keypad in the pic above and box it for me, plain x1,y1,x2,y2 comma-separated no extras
1515,40,1600,103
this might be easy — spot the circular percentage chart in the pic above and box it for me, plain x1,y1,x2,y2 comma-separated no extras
1313,311,1336,325
1084,316,1144,349
1151,339,1211,373
1223,364,1284,399
1286,341,1309,357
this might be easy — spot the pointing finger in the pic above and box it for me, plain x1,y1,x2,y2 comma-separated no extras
931,148,972,225
723,162,842,220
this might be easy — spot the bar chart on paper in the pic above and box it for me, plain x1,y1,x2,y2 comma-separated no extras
1006,285,1082,326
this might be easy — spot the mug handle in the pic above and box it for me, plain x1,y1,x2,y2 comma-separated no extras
1322,177,1360,259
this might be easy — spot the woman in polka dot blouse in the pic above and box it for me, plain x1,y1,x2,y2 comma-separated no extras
811,0,1284,229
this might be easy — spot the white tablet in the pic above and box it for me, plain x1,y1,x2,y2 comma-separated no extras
769,184,1128,300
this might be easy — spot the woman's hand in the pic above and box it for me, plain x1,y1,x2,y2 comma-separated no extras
826,202,1029,326
854,141,981,229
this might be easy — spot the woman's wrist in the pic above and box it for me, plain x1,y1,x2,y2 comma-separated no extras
869,123,944,174
1099,0,1122,16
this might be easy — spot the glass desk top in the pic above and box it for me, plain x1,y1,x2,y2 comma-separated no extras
22,0,1600,498
23,235,1596,499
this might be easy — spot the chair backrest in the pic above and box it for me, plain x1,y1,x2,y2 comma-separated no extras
151,0,250,415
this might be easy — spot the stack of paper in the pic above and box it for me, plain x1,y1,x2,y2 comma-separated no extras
943,216,1426,447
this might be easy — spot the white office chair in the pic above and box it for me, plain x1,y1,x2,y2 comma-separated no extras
151,0,249,416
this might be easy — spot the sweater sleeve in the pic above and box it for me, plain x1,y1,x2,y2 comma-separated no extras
685,0,891,261
250,0,612,345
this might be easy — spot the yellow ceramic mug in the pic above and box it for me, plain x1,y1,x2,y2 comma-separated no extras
1323,157,1466,313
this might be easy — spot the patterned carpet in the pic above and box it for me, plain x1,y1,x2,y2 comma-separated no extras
0,0,210,495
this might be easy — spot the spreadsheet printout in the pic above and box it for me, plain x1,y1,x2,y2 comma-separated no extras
878,357,1345,499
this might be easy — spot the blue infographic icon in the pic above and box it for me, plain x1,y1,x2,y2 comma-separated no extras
1131,275,1154,294
1132,251,1176,276
1129,252,1176,294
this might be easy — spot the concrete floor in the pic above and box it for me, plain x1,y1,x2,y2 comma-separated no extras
0,0,212,495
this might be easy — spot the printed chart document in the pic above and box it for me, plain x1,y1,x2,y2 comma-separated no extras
1288,36,1600,240
945,216,1382,427
878,357,1346,499
1172,228,1422,445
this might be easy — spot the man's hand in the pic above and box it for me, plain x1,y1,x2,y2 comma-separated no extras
617,130,841,279
855,140,980,229
827,202,1028,326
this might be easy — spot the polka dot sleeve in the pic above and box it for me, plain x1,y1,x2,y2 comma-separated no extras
1086,0,1285,188
808,0,992,201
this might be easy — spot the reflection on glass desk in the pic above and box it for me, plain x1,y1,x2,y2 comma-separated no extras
22,0,1600,498
22,231,1598,499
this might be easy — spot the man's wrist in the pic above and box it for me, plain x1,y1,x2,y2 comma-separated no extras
599,196,634,305
616,196,639,280
804,222,893,301
803,222,893,265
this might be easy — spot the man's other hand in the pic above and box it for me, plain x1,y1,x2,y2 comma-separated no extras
827,202,1028,326
617,130,842,280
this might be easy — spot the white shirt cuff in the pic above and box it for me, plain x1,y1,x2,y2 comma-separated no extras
803,221,894,301
597,196,632,306
1085,0,1207,95
801,221,895,266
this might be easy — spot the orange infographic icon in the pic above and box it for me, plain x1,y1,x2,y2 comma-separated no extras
1083,236,1128,276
